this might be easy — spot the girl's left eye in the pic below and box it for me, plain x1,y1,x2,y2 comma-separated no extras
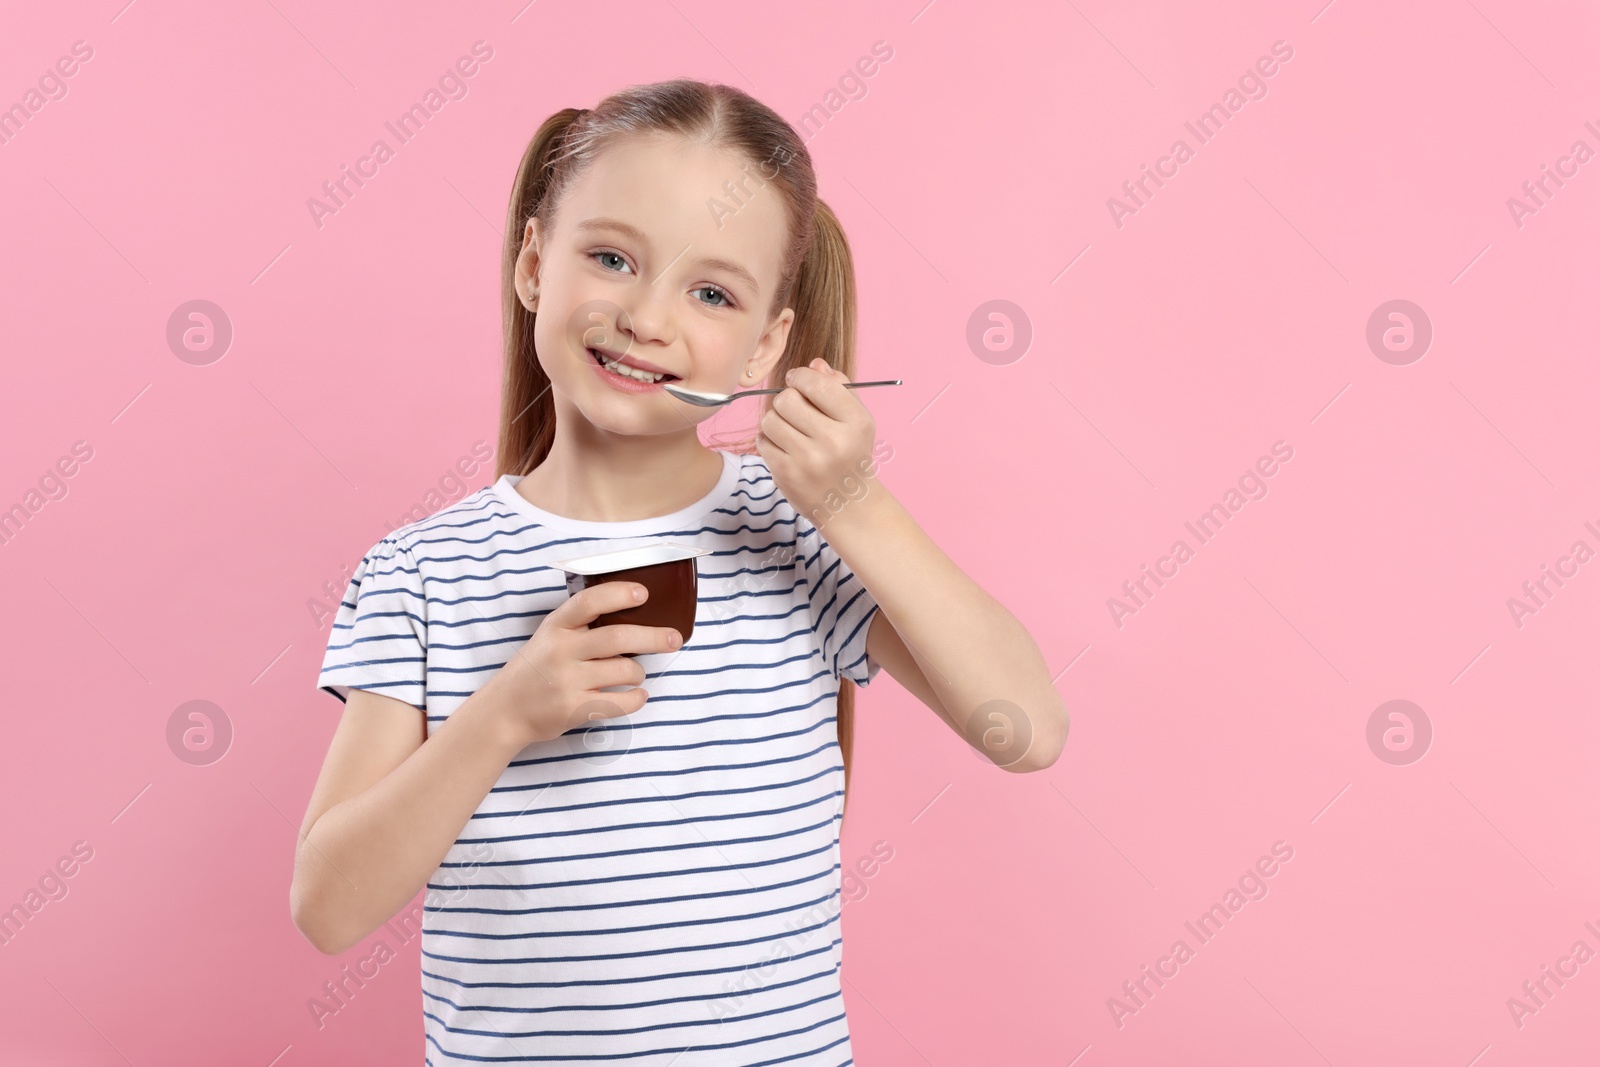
694,285,733,309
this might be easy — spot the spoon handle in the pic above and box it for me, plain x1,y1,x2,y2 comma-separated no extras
741,378,903,398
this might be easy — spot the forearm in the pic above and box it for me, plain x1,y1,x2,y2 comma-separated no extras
293,680,527,955
819,484,1069,767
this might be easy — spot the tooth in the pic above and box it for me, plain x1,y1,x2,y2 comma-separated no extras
600,355,662,382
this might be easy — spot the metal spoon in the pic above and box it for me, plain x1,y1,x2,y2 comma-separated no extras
664,378,903,408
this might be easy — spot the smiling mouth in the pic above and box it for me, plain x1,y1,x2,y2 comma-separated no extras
588,348,681,383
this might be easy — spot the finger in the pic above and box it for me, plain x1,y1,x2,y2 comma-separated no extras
786,364,856,422
814,357,848,383
577,621,682,659
756,426,789,459
580,654,647,692
759,404,808,453
555,581,651,629
771,385,833,440
582,688,648,716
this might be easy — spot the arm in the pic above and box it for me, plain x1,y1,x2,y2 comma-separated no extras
294,578,679,955
290,681,526,956
758,358,1069,772
831,488,1069,772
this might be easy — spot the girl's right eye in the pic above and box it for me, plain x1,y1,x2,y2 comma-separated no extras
590,250,634,274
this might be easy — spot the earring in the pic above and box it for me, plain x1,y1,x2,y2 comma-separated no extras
744,368,754,378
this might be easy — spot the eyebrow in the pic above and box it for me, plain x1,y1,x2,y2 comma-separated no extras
574,217,762,297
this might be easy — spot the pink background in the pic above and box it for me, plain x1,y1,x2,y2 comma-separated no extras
2,0,1597,1063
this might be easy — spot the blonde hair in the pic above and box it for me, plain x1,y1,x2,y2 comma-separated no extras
494,79,866,824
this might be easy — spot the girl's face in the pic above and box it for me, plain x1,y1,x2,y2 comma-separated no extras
515,133,796,436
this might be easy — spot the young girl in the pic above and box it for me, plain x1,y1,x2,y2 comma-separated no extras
293,78,1067,1065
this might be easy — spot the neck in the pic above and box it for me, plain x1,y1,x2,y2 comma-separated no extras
516,418,723,524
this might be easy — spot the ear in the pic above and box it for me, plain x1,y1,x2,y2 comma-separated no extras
746,306,796,383
513,217,544,313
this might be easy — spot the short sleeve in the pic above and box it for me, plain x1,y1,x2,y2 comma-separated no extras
796,515,882,688
317,535,429,710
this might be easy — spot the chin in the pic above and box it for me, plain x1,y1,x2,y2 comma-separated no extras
570,392,709,436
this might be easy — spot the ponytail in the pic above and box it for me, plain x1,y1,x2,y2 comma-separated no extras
495,108,586,479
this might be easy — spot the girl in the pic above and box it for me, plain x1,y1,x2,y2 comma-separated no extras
293,78,1068,1065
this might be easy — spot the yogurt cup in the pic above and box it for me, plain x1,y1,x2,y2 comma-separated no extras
550,542,711,646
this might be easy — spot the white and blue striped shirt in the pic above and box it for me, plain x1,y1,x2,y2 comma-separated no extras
317,448,881,1065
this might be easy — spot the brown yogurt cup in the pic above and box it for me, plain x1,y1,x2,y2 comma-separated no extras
551,543,711,647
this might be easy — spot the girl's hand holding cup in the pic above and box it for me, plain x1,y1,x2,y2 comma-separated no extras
484,582,682,751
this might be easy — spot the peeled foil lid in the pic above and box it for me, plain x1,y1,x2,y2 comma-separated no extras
550,542,712,576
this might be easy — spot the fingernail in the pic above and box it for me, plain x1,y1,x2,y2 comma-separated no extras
633,586,646,601
785,369,796,382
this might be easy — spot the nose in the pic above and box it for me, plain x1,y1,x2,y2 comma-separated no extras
618,272,676,351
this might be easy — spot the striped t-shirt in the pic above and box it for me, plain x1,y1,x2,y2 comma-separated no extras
317,447,881,1065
